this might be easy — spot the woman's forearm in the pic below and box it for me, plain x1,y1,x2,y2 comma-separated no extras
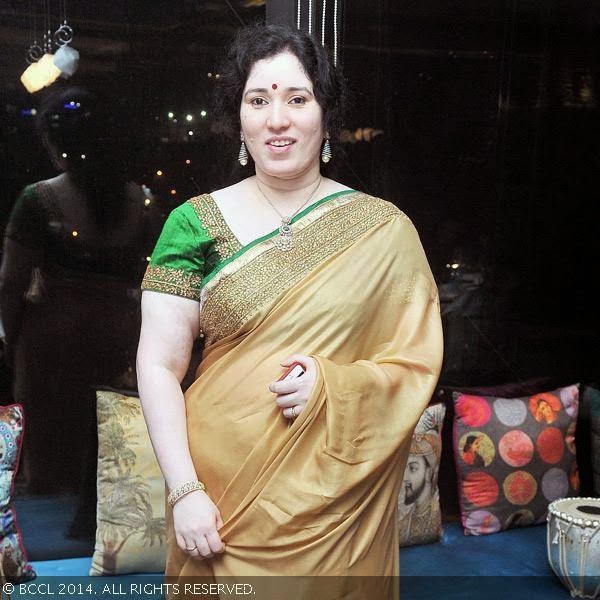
138,363,200,490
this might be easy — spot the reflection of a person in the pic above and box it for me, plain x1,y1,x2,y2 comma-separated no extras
398,432,441,545
0,86,158,536
136,24,443,590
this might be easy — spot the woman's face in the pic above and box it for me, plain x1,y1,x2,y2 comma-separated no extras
240,51,324,181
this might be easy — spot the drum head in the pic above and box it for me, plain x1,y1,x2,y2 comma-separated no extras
550,497,600,520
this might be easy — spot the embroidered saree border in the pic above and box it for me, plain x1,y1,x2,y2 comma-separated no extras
187,195,242,261
142,265,203,301
199,193,404,345
200,189,357,286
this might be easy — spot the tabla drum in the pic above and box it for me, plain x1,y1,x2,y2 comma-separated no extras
547,497,600,599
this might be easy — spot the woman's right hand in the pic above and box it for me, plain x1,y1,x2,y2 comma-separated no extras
173,491,225,560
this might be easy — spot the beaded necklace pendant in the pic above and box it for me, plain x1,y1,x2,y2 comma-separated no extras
276,216,293,251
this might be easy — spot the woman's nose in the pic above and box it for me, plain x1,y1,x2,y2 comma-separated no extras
267,102,290,130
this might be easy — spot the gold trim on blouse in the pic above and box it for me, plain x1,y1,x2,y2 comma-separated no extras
142,265,203,301
187,195,242,261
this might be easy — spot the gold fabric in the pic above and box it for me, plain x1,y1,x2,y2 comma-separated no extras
92,391,166,575
188,195,243,260
198,192,398,346
166,194,443,598
142,265,204,301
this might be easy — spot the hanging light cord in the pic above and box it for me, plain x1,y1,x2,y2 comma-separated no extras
45,0,52,52
29,0,33,43
297,0,338,67
321,0,327,46
333,0,339,66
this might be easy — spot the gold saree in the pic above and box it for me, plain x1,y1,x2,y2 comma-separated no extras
146,191,443,598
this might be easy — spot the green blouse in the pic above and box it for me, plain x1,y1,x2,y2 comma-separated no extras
141,196,241,302
142,190,357,302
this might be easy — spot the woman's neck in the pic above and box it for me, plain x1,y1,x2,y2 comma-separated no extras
253,165,323,206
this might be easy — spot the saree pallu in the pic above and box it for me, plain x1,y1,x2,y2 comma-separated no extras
159,192,443,598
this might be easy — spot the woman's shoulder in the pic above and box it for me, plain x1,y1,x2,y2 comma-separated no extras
36,173,72,201
14,173,66,206
40,172,69,188
177,178,250,222
6,177,64,241
350,189,412,223
10,175,67,220
162,189,241,258
162,198,210,238
208,179,249,208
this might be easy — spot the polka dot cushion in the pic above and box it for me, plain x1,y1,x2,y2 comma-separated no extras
453,385,580,535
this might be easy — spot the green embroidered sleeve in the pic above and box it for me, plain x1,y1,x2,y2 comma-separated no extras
141,202,211,301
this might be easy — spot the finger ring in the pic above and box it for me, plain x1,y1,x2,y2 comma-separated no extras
291,405,298,418
185,545,197,552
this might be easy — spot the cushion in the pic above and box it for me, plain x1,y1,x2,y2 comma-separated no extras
585,385,600,496
435,378,572,521
453,384,580,535
398,402,445,546
0,404,35,583
90,390,166,575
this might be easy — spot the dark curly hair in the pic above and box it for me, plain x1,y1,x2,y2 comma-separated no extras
213,23,345,156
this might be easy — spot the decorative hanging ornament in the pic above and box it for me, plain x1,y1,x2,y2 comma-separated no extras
21,0,79,91
26,42,44,65
52,19,78,78
53,20,73,46
21,53,61,93
54,44,79,77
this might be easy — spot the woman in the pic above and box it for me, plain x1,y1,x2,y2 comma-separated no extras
0,87,157,532
137,24,443,598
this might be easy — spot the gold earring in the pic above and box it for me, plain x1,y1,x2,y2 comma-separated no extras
321,135,332,163
238,132,248,166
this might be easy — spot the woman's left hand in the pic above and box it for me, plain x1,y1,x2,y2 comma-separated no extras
269,354,317,420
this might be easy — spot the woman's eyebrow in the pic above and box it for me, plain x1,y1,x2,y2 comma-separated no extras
244,86,313,96
287,86,312,94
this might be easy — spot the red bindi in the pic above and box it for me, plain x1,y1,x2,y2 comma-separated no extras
271,83,278,90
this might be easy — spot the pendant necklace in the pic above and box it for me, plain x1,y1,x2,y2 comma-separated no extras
255,176,322,251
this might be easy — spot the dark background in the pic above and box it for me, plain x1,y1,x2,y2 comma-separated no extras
0,0,599,556
2,0,598,391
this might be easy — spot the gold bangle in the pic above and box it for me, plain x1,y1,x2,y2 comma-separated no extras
167,480,206,507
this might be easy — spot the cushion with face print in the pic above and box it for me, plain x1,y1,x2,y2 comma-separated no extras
398,402,445,546
453,384,580,536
